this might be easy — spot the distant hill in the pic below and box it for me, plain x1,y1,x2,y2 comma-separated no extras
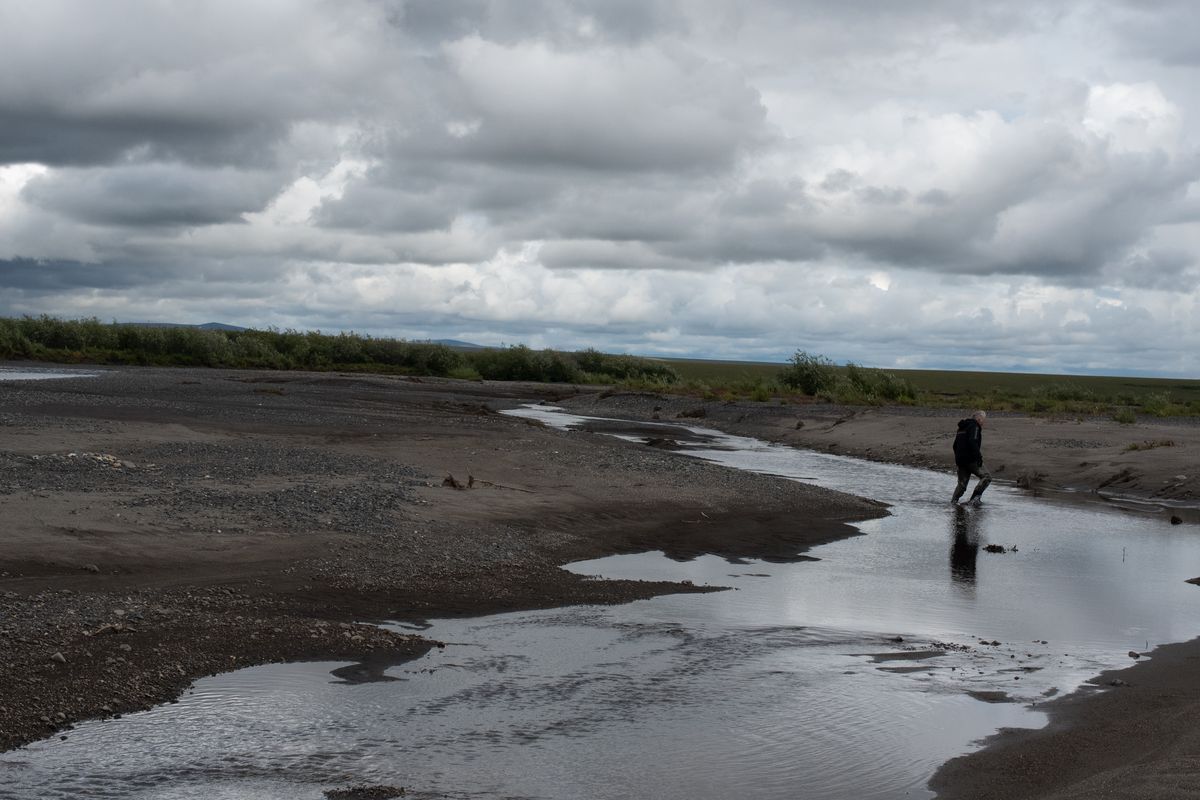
428,338,486,350
124,321,248,332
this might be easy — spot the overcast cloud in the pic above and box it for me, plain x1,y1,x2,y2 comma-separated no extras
2,0,1199,375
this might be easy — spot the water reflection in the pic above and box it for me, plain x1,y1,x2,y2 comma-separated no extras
949,506,980,592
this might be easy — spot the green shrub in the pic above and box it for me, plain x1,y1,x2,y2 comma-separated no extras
0,319,30,358
1141,391,1176,417
835,362,917,404
574,348,678,383
232,333,287,368
779,350,837,395
468,345,582,383
1112,408,1137,425
328,333,366,364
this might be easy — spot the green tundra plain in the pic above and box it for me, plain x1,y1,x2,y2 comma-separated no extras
2,316,1197,419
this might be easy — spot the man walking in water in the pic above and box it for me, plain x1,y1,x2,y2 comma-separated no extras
952,410,991,504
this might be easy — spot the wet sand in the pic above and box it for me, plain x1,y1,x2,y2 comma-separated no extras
0,365,881,752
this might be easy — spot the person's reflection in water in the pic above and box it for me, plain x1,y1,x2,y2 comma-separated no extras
950,505,981,593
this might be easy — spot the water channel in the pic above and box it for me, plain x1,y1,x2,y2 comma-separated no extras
0,367,99,381
1,405,1198,799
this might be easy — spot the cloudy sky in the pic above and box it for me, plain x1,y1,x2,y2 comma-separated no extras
2,0,1199,375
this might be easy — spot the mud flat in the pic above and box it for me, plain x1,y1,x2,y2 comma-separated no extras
0,365,882,752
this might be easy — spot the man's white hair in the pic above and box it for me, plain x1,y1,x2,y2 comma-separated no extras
974,410,987,420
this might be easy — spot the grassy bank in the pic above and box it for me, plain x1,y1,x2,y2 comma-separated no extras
2,316,1196,418
648,353,1200,418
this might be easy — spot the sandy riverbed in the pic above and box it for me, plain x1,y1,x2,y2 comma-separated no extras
2,366,1198,799
0,365,880,753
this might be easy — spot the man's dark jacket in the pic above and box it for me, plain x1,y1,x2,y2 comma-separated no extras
953,418,983,467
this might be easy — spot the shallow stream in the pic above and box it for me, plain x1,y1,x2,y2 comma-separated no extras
0,367,99,381
1,405,1198,799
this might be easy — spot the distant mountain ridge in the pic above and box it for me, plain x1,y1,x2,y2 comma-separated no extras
124,321,248,331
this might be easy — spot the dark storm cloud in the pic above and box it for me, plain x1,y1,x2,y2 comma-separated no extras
22,163,283,227
0,258,150,292
388,0,689,47
0,108,288,168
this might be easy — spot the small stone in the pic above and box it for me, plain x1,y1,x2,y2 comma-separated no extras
1128,651,1141,659
119,643,132,652
1170,516,1183,525
50,652,66,664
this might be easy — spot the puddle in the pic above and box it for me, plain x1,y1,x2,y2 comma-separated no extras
0,367,99,381
1,405,1198,800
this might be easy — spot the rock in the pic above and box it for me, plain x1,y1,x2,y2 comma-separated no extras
1170,515,1183,525
1128,651,1141,659
50,652,66,664
1109,679,1130,687
1016,471,1047,489
119,643,132,652
324,784,406,800
82,564,100,573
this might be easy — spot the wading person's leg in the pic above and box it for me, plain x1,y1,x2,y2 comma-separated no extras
968,465,992,502
951,466,972,504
